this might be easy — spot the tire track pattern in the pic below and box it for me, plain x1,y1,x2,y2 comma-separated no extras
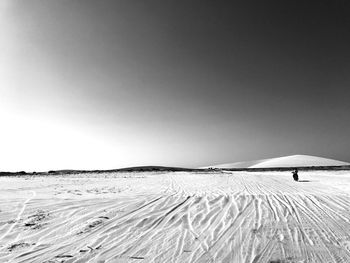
0,171,349,262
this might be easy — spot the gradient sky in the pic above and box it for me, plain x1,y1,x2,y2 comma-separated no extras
1,0,350,171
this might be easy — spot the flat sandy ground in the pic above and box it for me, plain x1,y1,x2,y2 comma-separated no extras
0,171,350,263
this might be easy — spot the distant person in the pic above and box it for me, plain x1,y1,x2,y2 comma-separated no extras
292,168,299,181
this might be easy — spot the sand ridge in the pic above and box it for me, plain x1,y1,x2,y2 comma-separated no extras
207,155,350,169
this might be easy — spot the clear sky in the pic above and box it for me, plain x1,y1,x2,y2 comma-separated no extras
1,0,350,171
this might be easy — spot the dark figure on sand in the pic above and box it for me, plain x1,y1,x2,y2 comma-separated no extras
292,168,299,181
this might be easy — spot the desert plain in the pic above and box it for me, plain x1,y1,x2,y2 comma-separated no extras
1,170,350,263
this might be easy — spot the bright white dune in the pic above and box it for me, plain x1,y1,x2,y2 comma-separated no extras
250,154,350,168
208,154,350,169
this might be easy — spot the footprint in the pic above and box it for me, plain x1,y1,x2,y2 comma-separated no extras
8,242,35,252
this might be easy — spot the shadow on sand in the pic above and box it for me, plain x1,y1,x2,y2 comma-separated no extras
298,180,312,182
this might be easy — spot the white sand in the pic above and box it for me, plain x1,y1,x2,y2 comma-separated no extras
1,170,350,262
208,154,350,168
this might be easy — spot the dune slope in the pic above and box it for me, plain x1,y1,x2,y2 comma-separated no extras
209,154,350,169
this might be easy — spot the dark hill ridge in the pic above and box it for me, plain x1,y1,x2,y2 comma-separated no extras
0,166,205,176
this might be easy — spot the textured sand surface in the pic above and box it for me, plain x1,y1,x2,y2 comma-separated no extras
1,171,350,262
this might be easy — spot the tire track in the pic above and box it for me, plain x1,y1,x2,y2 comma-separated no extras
0,190,36,244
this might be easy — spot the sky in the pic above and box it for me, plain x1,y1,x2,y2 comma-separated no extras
1,0,350,171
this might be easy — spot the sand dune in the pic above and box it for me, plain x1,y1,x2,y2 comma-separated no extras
1,170,350,262
208,154,350,169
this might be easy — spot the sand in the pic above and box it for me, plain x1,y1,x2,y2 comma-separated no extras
1,170,350,262
208,155,350,169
